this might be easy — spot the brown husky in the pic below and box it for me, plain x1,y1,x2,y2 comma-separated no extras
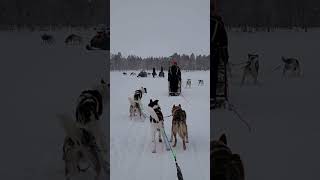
170,104,189,150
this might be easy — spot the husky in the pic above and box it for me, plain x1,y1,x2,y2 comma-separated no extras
148,99,164,153
41,34,54,44
62,128,103,180
170,104,188,150
212,134,245,180
128,87,147,119
73,79,108,175
241,54,259,85
75,79,107,126
281,56,301,77
186,79,192,88
198,79,204,86
65,34,83,45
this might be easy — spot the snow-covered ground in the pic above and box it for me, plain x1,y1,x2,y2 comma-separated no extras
212,30,320,180
0,30,109,179
110,71,210,180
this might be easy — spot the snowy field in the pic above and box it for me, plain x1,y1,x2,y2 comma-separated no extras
0,30,109,179
213,30,320,180
110,71,210,180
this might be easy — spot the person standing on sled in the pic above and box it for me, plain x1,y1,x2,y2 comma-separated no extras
168,61,181,95
211,12,229,108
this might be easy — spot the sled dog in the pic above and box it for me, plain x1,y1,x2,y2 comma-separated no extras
41,34,55,44
170,104,188,150
186,79,192,88
65,34,83,45
212,134,245,180
75,79,107,126
198,80,204,86
241,54,259,85
128,87,147,119
62,128,103,180
281,56,301,77
148,99,164,153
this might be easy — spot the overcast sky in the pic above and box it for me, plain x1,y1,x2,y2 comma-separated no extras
111,0,209,58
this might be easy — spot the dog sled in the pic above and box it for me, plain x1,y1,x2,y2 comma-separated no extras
168,62,181,96
168,79,181,96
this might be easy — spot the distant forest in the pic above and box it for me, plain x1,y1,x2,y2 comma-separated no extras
217,0,320,28
110,52,210,71
0,0,108,27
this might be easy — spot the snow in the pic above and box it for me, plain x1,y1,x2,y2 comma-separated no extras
0,30,109,179
110,71,210,180
212,30,320,180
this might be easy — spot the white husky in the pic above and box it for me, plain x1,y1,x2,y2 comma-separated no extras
241,54,259,85
128,87,147,119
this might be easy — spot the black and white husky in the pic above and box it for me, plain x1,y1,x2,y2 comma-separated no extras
147,99,164,153
198,80,204,86
75,79,107,126
74,79,108,175
281,56,301,77
185,79,192,88
128,87,147,119
241,54,259,85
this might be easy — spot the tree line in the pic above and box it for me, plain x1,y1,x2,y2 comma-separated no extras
0,0,108,27
110,52,210,71
217,0,320,29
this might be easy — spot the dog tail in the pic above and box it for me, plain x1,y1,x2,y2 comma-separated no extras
128,97,135,105
56,113,82,143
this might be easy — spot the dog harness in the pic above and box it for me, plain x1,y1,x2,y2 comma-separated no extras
150,107,164,124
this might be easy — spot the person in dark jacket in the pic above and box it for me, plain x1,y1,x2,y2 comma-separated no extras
152,67,157,78
168,61,181,94
211,14,229,108
159,66,165,77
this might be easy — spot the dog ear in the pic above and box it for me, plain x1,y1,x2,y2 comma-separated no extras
219,134,227,145
150,99,152,103
154,100,159,104
173,104,175,108
178,104,181,107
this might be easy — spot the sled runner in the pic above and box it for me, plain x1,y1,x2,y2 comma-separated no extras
169,80,181,96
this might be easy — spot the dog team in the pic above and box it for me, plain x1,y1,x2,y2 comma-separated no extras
185,79,204,88
228,54,302,86
59,79,108,180
128,86,189,153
